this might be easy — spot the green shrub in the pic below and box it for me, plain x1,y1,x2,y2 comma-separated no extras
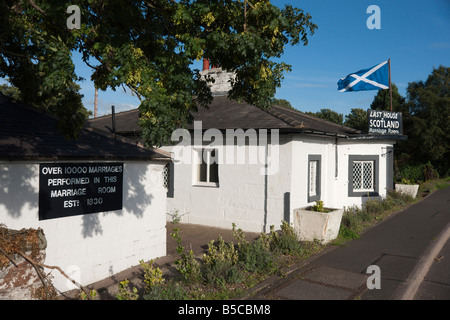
311,200,324,212
269,221,304,256
400,164,425,182
202,235,242,286
143,280,188,300
387,189,414,205
203,236,238,267
398,162,439,183
339,190,416,241
239,238,274,273
170,224,202,284
116,279,139,300
203,259,244,286
338,225,359,240
139,259,164,295
364,199,384,216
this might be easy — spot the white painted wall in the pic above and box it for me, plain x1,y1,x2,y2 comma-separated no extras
164,133,395,233
289,135,396,221
164,133,292,233
0,161,167,293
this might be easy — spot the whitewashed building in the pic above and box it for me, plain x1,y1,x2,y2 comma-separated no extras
0,95,170,293
89,67,405,233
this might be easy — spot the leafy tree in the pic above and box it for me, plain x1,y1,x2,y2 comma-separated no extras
0,83,21,100
273,98,293,109
370,83,408,114
397,66,449,174
0,1,89,139
309,108,343,125
344,108,368,132
0,0,317,146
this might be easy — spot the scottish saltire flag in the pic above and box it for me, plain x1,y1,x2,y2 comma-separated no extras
338,61,389,92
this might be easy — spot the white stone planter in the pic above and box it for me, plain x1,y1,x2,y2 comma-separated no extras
293,207,344,244
395,184,419,198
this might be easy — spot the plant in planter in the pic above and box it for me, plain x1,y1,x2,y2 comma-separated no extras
395,178,419,198
293,200,344,244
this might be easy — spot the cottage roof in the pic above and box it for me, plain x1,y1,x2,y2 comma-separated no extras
88,95,361,138
0,95,170,161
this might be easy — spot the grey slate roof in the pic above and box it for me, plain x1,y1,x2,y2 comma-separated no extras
0,95,170,161
88,95,362,138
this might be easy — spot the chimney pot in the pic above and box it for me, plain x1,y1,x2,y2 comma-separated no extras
202,58,210,71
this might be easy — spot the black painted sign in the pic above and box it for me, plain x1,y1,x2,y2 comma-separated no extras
368,110,403,135
39,163,123,220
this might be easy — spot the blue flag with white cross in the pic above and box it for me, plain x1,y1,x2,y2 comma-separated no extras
337,61,389,92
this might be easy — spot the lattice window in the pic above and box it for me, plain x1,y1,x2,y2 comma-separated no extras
352,160,374,192
163,163,170,190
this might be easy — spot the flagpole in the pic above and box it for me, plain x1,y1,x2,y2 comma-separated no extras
388,58,393,111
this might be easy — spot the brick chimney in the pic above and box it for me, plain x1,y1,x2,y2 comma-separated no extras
202,58,210,71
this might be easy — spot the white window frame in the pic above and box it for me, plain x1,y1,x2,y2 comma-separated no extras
348,155,379,197
352,160,374,192
192,148,219,187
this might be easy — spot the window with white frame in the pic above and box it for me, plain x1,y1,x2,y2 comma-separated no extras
308,155,321,202
194,148,219,186
352,161,374,192
348,155,379,196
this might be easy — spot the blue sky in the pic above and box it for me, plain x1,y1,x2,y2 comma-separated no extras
268,0,450,115
3,1,450,117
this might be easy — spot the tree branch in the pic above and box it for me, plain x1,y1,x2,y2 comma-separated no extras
27,0,46,15
17,250,93,299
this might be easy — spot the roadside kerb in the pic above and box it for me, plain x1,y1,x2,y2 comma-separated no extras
393,219,450,300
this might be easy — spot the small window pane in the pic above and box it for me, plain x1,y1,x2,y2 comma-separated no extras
163,164,169,189
198,160,207,182
353,162,362,190
209,149,219,183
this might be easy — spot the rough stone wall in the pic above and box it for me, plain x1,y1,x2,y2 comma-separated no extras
0,228,48,300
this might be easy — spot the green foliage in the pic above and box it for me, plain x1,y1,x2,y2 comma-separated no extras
306,108,343,125
202,235,242,286
170,225,202,284
0,84,21,101
0,0,318,146
419,178,450,195
339,190,416,240
116,279,139,300
396,66,450,175
344,108,368,132
398,161,439,183
203,236,239,267
311,200,324,212
80,289,98,300
143,280,188,300
239,238,275,273
273,98,294,109
269,221,304,256
370,83,407,113
338,225,360,240
139,259,164,295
